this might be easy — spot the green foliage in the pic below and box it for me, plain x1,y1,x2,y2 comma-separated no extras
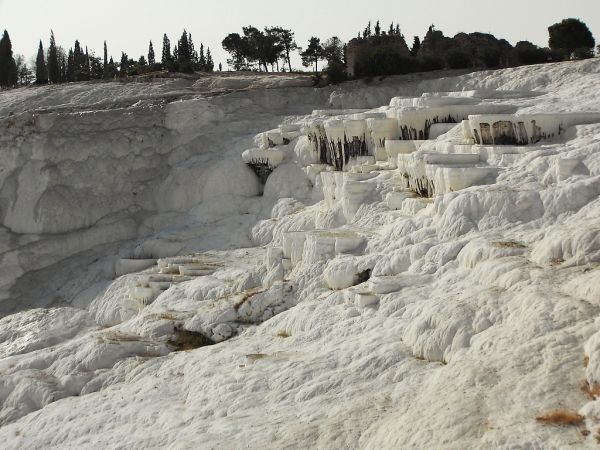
356,46,418,78
410,36,421,57
444,47,471,69
514,41,549,65
573,47,594,59
418,54,444,71
548,18,595,59
311,72,323,86
479,46,501,68
323,61,347,84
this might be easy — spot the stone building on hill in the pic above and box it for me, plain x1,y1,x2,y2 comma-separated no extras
417,26,515,67
346,34,411,78
346,25,516,78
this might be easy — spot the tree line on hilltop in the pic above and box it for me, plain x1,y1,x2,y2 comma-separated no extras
349,18,596,81
0,29,214,87
0,18,596,89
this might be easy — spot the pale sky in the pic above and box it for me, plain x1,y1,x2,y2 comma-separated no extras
1,0,599,70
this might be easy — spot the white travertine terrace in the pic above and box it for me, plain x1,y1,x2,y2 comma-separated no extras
468,112,600,145
3,59,600,450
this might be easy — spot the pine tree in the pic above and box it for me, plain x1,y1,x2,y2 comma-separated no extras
548,18,595,59
0,30,18,87
35,40,48,84
389,23,394,35
161,34,171,68
222,32,248,70
103,41,108,67
375,21,381,36
267,27,298,72
148,41,155,66
300,37,324,73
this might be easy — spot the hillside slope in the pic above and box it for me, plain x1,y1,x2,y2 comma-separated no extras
0,61,599,448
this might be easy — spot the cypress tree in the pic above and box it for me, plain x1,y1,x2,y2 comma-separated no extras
0,33,5,85
35,40,48,84
161,34,171,68
0,30,18,87
74,40,82,73
104,41,108,67
103,56,117,79
199,43,206,66
58,46,67,82
410,37,421,57
178,30,190,62
148,41,155,66
206,48,214,72
90,55,103,79
120,51,129,76
84,46,90,80
66,48,75,82
48,30,60,83
188,33,197,68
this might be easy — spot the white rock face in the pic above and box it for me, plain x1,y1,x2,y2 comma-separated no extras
2,59,600,449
